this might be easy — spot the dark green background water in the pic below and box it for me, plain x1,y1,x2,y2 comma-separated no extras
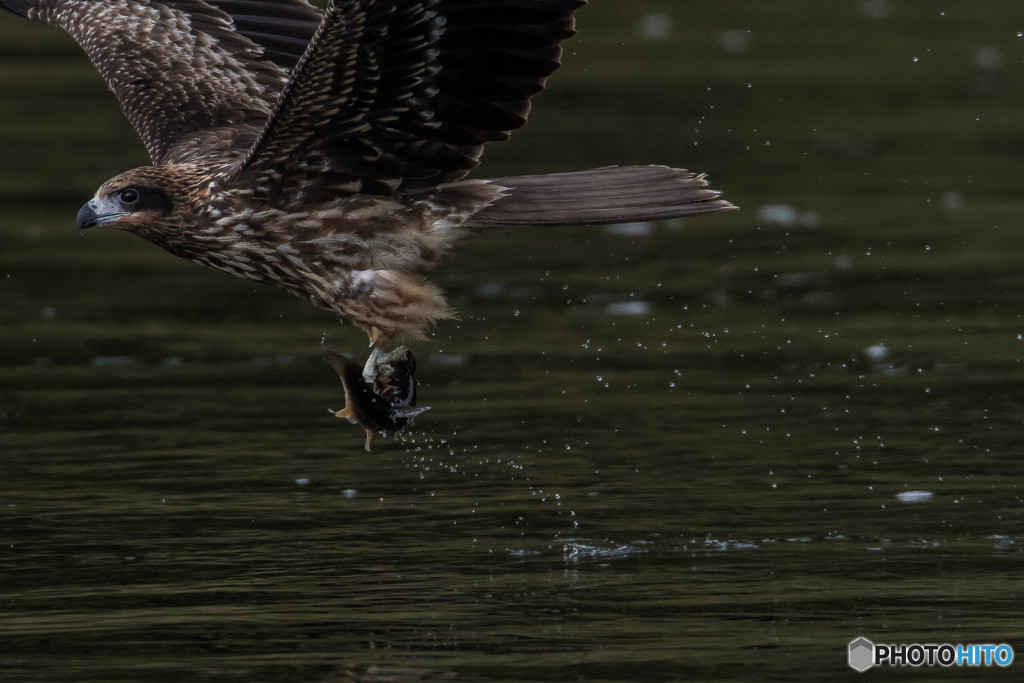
2,1,1023,680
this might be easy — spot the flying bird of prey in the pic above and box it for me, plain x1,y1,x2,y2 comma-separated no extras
1,0,734,410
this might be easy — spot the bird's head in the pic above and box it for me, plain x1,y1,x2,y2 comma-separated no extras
76,165,209,239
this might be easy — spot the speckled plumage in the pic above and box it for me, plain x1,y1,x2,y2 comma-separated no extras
2,0,735,347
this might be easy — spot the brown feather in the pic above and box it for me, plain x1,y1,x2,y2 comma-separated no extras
469,166,737,227
203,0,322,70
2,0,290,164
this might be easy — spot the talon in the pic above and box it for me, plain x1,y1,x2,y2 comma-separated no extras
325,347,428,452
362,346,384,386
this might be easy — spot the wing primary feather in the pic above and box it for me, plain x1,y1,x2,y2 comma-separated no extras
0,0,32,18
231,0,588,204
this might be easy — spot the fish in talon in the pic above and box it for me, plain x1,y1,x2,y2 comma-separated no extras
366,347,420,409
325,349,429,451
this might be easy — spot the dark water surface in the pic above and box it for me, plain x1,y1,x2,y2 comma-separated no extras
3,1,1024,680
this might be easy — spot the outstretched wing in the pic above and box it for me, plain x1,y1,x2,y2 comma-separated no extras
229,0,586,204
0,0,322,164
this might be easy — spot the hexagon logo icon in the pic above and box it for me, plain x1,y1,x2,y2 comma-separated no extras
849,637,875,672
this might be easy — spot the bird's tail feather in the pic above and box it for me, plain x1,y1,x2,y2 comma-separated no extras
469,165,735,227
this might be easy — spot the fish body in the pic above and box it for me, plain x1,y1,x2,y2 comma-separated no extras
324,348,429,451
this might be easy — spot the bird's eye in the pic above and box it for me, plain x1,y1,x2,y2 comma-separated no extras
119,188,140,204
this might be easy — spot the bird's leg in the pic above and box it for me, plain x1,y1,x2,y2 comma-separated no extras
362,346,384,387
361,345,422,411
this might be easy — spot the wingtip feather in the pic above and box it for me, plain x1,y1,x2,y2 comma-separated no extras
0,0,32,18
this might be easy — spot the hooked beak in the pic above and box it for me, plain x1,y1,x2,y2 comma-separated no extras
76,202,99,231
76,200,127,233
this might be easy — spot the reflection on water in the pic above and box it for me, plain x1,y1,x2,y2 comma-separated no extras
3,1,1024,680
